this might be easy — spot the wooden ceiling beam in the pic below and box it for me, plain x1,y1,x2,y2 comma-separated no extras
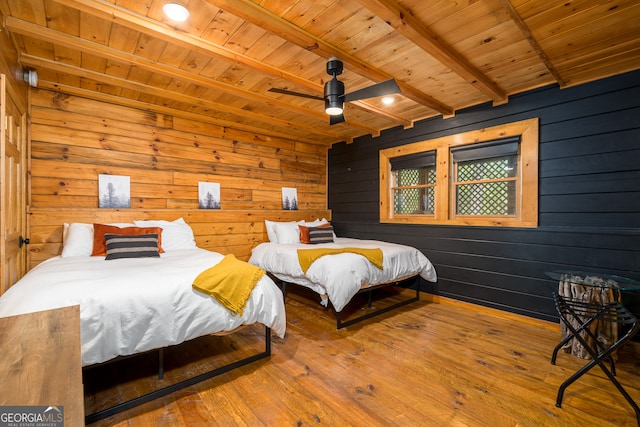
5,16,358,131
497,0,567,87
350,100,413,128
53,0,323,93
19,54,357,139
34,81,334,147
50,0,380,135
204,0,453,117
356,0,508,105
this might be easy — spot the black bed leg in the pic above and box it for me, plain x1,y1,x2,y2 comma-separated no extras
158,348,164,380
265,326,272,356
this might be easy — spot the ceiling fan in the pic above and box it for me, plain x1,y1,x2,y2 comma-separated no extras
268,57,401,125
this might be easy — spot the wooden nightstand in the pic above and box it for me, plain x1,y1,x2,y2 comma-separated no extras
0,305,84,426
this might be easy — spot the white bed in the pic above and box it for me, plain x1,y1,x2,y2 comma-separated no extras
0,218,287,422
0,248,286,366
250,219,437,317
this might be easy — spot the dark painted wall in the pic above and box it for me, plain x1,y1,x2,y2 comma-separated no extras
328,70,640,323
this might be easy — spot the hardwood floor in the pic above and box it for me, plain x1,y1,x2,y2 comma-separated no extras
85,287,640,426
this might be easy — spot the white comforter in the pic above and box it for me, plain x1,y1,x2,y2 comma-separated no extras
249,237,437,312
0,248,286,366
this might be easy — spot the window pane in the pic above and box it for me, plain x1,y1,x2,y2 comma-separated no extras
394,187,434,214
457,155,517,182
456,181,516,215
393,167,436,186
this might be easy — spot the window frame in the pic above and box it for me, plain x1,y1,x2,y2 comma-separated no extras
390,151,437,215
379,118,538,227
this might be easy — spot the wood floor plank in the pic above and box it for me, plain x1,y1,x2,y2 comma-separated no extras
86,288,640,426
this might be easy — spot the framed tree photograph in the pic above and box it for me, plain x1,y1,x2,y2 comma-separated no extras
99,174,130,208
199,182,221,209
282,187,298,210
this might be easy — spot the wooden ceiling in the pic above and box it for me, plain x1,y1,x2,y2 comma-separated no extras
2,0,639,146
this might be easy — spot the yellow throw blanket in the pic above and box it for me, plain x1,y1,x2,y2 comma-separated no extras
192,254,265,316
297,247,384,274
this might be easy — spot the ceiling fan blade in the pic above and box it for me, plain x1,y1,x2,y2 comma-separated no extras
342,78,401,102
268,87,323,101
330,113,345,125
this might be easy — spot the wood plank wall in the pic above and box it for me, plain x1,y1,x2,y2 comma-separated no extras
328,69,640,323
0,23,26,110
27,89,330,269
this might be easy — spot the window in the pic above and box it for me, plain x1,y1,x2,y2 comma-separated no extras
390,151,436,215
452,137,519,216
380,118,538,227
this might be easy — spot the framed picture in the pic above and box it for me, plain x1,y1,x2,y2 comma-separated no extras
99,174,130,208
282,187,298,210
199,182,221,209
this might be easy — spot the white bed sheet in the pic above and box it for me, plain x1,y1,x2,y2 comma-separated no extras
249,237,437,312
0,248,286,366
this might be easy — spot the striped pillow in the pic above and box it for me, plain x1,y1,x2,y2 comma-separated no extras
104,233,160,260
308,225,334,244
299,222,331,244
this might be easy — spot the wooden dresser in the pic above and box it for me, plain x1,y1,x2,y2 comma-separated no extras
0,305,84,425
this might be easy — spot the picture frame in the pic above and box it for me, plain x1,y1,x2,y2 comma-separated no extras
282,187,298,210
98,174,130,208
199,182,221,209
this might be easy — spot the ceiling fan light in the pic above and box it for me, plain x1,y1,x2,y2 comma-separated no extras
324,77,345,115
326,106,343,115
325,98,343,115
163,3,190,22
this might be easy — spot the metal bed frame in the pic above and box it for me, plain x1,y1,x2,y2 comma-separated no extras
271,273,420,329
84,325,272,424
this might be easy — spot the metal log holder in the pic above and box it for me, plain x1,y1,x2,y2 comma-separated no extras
84,325,272,424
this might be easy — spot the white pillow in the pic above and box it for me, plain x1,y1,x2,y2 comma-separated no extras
61,222,134,257
274,220,305,244
264,220,307,243
61,223,94,257
265,220,304,243
133,218,197,251
264,220,282,243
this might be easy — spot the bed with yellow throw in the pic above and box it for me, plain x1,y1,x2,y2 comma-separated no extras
0,218,286,423
250,219,437,327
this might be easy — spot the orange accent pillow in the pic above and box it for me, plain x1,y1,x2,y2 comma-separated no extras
299,222,331,244
91,224,165,256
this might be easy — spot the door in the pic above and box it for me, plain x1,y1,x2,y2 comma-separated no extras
0,74,27,295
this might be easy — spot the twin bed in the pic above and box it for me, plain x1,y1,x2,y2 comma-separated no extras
249,219,437,327
0,218,286,423
0,216,437,421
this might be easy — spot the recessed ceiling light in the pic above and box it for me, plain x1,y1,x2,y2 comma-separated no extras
163,3,190,22
381,96,395,105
